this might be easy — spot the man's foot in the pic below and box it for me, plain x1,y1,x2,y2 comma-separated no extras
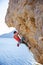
29,46,31,49
28,44,31,49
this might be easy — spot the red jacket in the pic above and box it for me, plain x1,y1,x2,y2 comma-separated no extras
14,35,21,42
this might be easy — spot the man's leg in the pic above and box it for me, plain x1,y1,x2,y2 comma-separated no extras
27,43,31,49
22,41,31,49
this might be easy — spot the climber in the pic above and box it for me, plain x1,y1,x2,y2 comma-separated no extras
13,31,31,49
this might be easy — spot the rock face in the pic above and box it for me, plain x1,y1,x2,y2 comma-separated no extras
5,0,43,64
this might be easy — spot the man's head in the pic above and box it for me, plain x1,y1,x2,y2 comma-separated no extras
14,31,18,35
14,31,17,34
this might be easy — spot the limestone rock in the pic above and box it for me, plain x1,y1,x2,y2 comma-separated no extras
5,0,43,64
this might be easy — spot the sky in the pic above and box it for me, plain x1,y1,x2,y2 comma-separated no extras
0,0,15,35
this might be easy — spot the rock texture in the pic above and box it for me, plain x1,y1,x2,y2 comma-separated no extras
5,0,43,64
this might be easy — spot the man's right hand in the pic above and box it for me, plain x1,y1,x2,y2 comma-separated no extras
17,44,20,47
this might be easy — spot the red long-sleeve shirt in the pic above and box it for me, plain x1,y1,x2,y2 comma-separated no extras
13,35,21,42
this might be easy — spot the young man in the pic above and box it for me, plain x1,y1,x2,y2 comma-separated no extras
13,31,31,49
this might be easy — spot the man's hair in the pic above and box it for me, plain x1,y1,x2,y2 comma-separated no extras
14,31,17,34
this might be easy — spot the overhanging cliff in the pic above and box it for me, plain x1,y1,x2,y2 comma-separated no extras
5,0,43,64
